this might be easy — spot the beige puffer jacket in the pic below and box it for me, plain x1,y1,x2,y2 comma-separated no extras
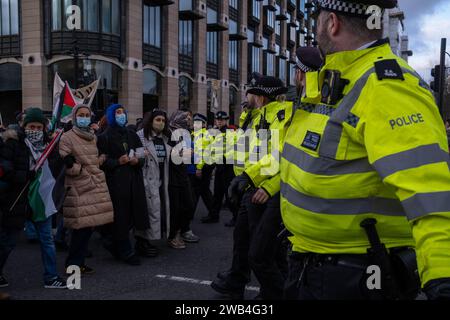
59,106,114,229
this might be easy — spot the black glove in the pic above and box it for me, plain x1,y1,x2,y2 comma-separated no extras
228,174,251,208
64,155,76,169
424,278,450,300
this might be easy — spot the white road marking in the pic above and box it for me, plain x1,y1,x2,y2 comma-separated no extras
155,274,260,292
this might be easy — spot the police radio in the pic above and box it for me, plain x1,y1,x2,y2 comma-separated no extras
321,70,350,105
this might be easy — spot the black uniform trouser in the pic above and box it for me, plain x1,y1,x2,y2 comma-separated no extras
247,191,286,299
284,252,386,300
226,189,286,298
190,165,215,213
211,164,236,218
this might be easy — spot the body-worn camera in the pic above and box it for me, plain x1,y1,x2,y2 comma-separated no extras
321,70,350,105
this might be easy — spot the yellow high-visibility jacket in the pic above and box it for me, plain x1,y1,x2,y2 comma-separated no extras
244,100,293,196
193,127,215,170
280,39,450,287
233,109,259,176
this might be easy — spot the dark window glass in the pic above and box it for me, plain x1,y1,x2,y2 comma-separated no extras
102,0,111,33
52,0,120,35
229,0,238,9
0,63,21,91
252,0,260,19
251,45,261,73
143,69,161,113
229,40,238,70
49,59,121,114
207,7,217,24
179,20,193,56
0,0,19,36
229,19,238,34
207,32,218,64
179,0,193,11
144,5,161,48
179,76,192,109
266,9,275,29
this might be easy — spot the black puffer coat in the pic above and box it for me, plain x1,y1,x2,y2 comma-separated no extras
0,129,32,229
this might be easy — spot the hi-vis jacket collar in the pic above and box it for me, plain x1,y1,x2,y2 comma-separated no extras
305,38,391,100
323,38,390,69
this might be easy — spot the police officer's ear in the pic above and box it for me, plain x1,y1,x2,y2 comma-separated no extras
319,11,341,38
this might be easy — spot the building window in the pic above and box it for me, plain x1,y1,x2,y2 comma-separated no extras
229,18,238,35
229,0,238,9
229,86,238,125
143,69,161,114
144,5,161,48
289,62,296,86
179,76,192,110
179,20,194,74
229,40,238,70
179,20,193,57
49,59,121,114
266,9,275,29
264,52,275,76
207,32,218,64
0,63,22,125
0,0,19,36
207,7,218,24
278,58,286,83
51,0,120,35
251,0,261,20
249,45,261,75
275,20,281,36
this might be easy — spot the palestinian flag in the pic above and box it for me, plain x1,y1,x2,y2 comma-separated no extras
52,81,77,128
28,130,66,222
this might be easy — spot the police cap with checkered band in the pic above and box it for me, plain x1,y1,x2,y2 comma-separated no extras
295,46,323,73
246,72,288,99
311,0,397,18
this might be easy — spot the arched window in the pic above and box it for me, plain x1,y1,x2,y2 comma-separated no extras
179,76,192,110
49,59,121,115
0,63,22,125
143,69,161,114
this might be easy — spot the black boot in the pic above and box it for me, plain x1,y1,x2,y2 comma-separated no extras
210,277,245,300
135,238,158,258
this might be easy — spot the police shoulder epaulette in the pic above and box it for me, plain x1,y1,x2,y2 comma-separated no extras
277,110,286,122
374,59,405,81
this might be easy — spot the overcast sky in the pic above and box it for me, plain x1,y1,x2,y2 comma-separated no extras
398,0,450,81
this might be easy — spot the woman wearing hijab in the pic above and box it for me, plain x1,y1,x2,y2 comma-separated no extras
134,109,171,257
97,104,149,266
167,109,196,249
59,104,114,274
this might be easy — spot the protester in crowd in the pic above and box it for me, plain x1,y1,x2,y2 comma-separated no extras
134,109,171,257
59,104,114,274
167,109,196,249
0,107,66,289
97,104,149,266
